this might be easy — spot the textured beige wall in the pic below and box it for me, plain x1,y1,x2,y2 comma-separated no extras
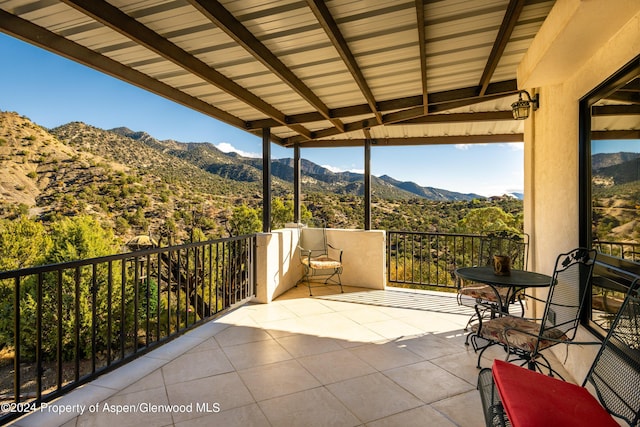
254,227,386,303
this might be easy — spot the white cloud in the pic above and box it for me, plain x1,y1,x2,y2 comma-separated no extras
215,142,260,158
322,164,344,173
322,164,364,174
455,144,471,150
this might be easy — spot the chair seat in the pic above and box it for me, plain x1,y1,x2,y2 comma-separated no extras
473,316,569,353
303,255,342,270
492,359,619,427
459,284,510,302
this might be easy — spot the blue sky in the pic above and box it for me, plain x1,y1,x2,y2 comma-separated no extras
0,33,525,197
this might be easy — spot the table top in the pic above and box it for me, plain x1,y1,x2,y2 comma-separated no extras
492,359,618,427
455,266,552,288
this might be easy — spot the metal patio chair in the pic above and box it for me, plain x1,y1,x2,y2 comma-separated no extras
458,231,529,332
298,225,343,296
471,247,597,377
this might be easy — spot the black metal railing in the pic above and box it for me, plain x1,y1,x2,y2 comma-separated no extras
387,231,528,290
0,234,255,424
594,240,640,262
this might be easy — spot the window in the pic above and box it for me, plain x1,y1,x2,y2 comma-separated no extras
580,56,640,333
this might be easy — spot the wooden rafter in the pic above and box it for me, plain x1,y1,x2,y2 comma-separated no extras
306,0,382,125
292,134,524,148
415,0,428,115
61,0,313,140
188,0,345,133
0,9,249,131
247,80,519,130
478,0,525,96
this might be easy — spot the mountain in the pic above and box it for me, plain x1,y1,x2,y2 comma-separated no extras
378,175,484,201
0,110,498,241
108,125,482,201
592,152,640,186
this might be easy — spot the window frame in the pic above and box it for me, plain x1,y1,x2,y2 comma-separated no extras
579,55,640,335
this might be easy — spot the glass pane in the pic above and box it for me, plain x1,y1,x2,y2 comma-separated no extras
589,72,640,327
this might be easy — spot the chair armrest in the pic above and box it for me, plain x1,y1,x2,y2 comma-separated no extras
327,243,343,262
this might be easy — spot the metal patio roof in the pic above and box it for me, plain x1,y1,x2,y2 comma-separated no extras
1,0,557,147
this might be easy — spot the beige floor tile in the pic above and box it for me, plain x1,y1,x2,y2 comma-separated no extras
298,349,377,384
213,324,273,347
327,373,423,423
402,334,466,361
237,359,321,401
117,369,165,396
365,405,457,427
259,387,361,427
339,307,394,324
430,390,485,427
161,347,234,385
222,338,293,370
166,371,254,424
276,333,343,358
362,319,426,340
384,360,475,404
184,336,221,354
350,341,424,371
173,403,270,427
431,349,485,386
76,386,172,427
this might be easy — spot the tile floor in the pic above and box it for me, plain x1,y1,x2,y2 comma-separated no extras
8,285,572,427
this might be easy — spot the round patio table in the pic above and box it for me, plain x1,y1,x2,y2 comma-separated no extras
455,266,553,315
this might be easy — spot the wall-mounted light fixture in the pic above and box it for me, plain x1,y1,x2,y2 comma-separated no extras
511,90,539,120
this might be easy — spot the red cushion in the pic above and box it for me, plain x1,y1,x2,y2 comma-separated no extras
492,359,618,427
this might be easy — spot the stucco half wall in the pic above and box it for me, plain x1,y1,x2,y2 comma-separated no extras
254,226,386,303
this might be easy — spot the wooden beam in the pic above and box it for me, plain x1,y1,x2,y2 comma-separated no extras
0,9,248,130
478,0,525,96
415,0,428,114
189,0,345,133
62,0,313,140
307,0,382,125
248,80,519,130
293,134,524,148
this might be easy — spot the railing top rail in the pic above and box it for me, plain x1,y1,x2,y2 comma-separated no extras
0,234,256,280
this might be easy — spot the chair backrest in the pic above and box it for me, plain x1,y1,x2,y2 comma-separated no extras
478,231,529,270
540,248,597,342
299,227,328,257
584,280,640,426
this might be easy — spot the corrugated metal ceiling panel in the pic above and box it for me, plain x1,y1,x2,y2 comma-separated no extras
1,0,569,145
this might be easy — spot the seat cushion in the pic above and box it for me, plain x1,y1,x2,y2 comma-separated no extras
303,255,342,269
492,359,619,427
459,284,511,302
474,316,568,352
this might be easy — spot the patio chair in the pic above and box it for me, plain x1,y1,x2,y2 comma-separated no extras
471,247,597,377
478,279,640,427
458,232,529,331
298,225,343,296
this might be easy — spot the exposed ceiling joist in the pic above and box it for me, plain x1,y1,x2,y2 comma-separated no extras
307,0,382,125
247,80,519,130
188,0,345,133
415,0,428,114
0,8,247,130
295,134,524,148
61,0,314,140
479,0,525,95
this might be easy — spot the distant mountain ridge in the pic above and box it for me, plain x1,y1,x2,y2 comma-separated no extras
111,126,487,201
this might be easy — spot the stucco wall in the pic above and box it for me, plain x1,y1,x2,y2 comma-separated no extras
521,3,640,380
254,227,386,303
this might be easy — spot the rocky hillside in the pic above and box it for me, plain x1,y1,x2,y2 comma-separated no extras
0,112,261,241
0,110,497,242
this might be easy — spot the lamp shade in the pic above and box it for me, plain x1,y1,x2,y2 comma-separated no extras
511,99,531,120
